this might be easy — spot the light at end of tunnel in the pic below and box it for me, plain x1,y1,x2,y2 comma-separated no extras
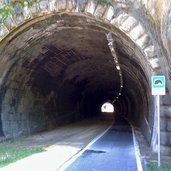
101,102,114,113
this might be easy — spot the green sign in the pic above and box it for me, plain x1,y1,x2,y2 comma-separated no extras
151,76,165,95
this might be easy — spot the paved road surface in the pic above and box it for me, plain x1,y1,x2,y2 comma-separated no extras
63,119,140,171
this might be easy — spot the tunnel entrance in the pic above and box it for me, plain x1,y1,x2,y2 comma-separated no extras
101,102,114,113
0,13,153,143
101,102,114,120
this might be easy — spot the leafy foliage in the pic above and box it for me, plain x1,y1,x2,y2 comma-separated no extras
0,6,12,22
95,0,112,6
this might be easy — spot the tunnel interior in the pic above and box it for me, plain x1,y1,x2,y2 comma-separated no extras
0,13,153,141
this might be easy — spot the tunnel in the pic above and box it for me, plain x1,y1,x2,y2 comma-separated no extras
0,13,154,143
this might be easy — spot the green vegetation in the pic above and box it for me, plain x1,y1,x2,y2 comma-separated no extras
95,0,112,6
147,161,171,171
0,140,44,168
0,6,12,22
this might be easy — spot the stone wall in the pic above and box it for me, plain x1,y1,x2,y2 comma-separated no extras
160,94,171,155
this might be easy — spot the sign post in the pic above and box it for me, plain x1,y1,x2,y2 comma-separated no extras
157,94,160,168
151,75,166,168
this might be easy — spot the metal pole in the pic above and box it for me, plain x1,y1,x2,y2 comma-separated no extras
157,95,160,168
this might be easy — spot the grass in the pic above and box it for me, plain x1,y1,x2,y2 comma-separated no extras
147,161,171,171
0,140,44,168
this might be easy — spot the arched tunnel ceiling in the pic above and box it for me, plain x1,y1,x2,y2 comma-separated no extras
1,0,170,93
0,13,152,118
0,3,157,140
0,0,166,73
0,13,152,98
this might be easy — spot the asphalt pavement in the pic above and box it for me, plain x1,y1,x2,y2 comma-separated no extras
63,118,141,171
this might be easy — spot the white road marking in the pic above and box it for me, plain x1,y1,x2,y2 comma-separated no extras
57,124,113,171
132,127,143,171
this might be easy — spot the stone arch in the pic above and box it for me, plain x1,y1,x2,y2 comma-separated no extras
0,12,152,139
0,0,154,130
0,0,162,72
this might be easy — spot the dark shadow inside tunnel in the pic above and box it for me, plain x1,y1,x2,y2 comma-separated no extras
0,13,153,143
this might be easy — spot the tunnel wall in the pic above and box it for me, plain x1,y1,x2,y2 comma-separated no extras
0,54,55,137
1,85,57,137
0,81,83,138
56,80,83,121
160,94,171,155
0,73,84,138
